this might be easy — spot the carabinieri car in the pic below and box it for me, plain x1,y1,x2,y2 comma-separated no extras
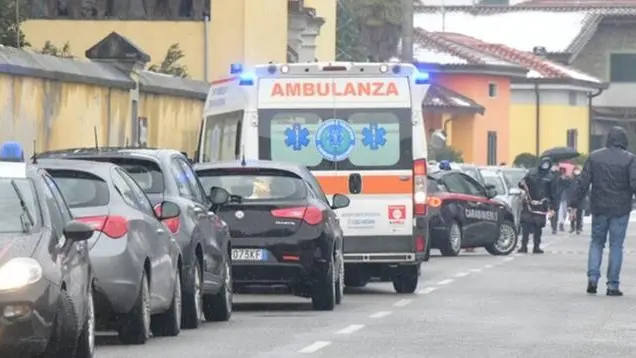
426,169,518,257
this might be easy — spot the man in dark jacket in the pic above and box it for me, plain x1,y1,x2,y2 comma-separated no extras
568,165,586,234
569,126,636,296
518,157,556,254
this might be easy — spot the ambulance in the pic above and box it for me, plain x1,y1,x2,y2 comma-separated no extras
197,62,431,293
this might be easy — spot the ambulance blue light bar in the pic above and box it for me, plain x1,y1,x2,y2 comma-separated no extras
230,63,244,75
0,141,25,162
414,71,430,85
238,72,255,86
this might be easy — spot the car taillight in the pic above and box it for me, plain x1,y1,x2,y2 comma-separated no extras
154,204,181,234
428,196,443,208
271,206,323,225
76,215,128,239
413,158,428,215
415,235,426,252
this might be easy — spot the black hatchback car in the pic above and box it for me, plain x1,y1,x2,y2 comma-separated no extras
0,159,95,358
195,160,350,311
36,147,232,328
427,170,518,257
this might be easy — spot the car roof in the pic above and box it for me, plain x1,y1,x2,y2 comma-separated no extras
428,169,463,179
37,147,183,161
195,160,308,177
35,158,118,178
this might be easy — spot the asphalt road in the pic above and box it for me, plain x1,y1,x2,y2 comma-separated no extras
96,222,636,358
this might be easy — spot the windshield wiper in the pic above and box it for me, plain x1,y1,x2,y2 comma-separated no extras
11,180,34,232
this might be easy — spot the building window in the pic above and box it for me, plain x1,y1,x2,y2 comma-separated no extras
567,129,578,150
488,83,498,97
487,131,497,165
568,91,578,106
610,53,636,83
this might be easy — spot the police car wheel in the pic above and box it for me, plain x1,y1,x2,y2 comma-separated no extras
485,221,518,256
312,259,336,311
42,290,80,358
392,264,419,294
440,222,462,257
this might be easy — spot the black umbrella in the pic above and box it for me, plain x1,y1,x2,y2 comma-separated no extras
540,146,580,162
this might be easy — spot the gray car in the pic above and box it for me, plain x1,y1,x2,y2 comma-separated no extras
479,167,525,231
39,159,183,345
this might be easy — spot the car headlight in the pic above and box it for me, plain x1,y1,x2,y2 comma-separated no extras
0,258,43,291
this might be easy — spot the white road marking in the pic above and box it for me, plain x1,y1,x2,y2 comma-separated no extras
417,287,438,295
336,324,365,335
484,264,493,269
437,279,454,285
503,257,515,262
369,311,393,318
299,341,332,353
454,272,470,278
470,268,482,273
393,299,413,307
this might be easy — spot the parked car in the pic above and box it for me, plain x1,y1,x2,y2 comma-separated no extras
39,159,183,344
194,160,349,311
478,167,523,232
36,147,233,328
427,169,518,256
0,158,94,358
499,167,529,189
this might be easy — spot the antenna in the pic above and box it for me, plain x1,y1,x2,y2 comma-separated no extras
240,145,246,166
93,126,99,151
31,140,37,164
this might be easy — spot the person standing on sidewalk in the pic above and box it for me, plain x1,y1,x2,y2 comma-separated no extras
569,126,636,296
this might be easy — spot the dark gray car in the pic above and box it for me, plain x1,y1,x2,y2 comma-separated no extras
38,159,183,344
37,148,233,329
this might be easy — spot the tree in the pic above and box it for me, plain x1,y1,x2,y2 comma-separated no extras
39,41,74,58
148,43,189,78
336,0,403,62
513,152,538,168
0,0,29,48
429,145,464,162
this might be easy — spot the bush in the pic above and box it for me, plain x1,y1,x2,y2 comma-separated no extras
513,152,537,168
429,145,463,163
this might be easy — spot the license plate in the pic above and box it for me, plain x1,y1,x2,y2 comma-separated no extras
232,249,266,261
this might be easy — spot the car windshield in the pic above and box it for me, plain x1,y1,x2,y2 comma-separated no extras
480,170,506,196
46,169,110,208
197,169,307,201
501,169,527,187
0,178,41,233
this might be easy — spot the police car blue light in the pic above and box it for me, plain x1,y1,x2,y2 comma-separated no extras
0,141,25,162
238,72,255,86
414,71,430,85
230,63,244,75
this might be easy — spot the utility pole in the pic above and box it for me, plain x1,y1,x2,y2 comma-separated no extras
15,0,20,48
401,0,414,62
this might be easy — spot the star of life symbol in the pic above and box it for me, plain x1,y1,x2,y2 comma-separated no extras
284,123,310,151
361,123,387,150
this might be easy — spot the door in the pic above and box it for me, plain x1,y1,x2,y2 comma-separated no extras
458,174,500,243
172,157,224,282
111,169,172,308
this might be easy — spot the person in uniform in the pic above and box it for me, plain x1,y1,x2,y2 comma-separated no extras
517,157,556,254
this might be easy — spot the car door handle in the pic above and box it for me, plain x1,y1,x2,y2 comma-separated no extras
156,228,166,235
193,207,204,215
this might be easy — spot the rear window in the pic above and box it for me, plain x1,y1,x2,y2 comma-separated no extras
258,108,412,171
0,178,41,233
47,169,110,208
80,157,165,194
197,169,307,201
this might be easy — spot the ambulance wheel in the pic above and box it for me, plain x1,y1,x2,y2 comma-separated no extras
344,266,368,288
440,221,462,257
392,264,419,294
485,221,518,256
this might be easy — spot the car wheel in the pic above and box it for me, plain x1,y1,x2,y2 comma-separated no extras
392,264,419,294
41,290,79,358
151,268,182,336
440,221,462,257
75,284,95,358
311,258,336,311
203,258,233,322
335,252,344,305
182,258,203,329
344,265,368,288
485,220,518,256
118,270,150,345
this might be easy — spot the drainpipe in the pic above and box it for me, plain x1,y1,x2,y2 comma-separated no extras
587,88,604,152
203,14,210,82
534,83,541,157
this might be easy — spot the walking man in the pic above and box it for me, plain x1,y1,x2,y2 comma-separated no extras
518,157,556,254
569,126,636,296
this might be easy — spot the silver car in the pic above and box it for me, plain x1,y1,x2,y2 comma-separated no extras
479,168,524,231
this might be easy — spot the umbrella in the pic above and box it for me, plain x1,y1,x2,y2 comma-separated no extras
540,146,580,162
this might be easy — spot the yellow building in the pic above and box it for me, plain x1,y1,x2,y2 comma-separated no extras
22,0,336,82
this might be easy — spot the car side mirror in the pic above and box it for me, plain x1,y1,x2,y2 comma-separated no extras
483,184,497,199
331,193,350,210
208,186,230,205
63,220,94,242
508,188,523,196
156,201,181,220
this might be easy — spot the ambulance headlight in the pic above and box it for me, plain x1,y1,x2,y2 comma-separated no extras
0,258,43,291
414,191,427,204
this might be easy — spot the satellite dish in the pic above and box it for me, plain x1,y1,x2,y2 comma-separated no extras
430,130,447,150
